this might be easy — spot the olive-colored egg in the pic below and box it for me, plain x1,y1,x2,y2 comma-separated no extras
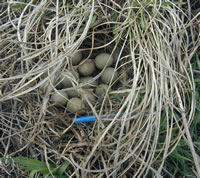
95,84,109,96
95,53,114,69
81,91,97,104
66,89,79,98
61,70,79,88
51,91,68,105
67,97,85,114
78,59,95,76
101,67,118,84
70,51,82,65
80,76,98,88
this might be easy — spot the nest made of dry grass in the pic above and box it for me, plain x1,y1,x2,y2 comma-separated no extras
0,1,200,177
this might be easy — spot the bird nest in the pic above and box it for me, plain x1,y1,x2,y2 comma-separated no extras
0,1,199,177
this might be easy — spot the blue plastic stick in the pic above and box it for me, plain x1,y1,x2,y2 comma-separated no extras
74,112,146,123
74,113,123,123
74,115,97,123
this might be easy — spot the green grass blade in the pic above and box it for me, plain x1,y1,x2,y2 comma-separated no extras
56,162,70,176
172,152,193,162
20,166,52,175
0,157,57,175
29,168,51,178
194,78,200,83
10,3,28,9
90,15,97,26
12,157,53,169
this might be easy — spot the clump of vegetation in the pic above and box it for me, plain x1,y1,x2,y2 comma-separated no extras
0,0,199,177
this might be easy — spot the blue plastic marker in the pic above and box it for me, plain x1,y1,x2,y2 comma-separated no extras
74,112,149,123
74,113,117,123
73,113,139,123
74,115,96,123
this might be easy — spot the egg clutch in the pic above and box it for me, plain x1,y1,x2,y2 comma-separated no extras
40,51,119,114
